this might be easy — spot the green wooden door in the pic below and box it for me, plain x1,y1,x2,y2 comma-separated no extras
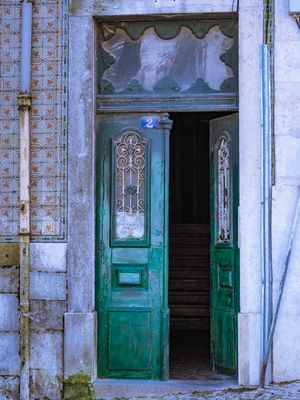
210,113,239,376
96,114,172,379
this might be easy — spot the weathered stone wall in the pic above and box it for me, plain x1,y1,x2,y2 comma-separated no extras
0,0,68,397
29,243,67,398
0,246,20,399
272,0,300,382
0,244,67,399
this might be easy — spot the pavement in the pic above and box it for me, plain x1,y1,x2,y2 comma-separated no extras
95,381,300,400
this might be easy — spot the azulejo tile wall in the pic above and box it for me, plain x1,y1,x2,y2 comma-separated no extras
0,0,68,241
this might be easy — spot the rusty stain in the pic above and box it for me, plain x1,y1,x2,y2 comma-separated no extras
0,244,20,266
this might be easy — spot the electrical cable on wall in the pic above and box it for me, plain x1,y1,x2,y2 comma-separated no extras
293,14,300,29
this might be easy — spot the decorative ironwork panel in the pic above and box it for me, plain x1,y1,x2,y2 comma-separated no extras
98,20,237,96
113,130,148,242
216,136,231,244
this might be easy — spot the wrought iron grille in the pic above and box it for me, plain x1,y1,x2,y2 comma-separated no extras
217,136,231,243
114,130,146,240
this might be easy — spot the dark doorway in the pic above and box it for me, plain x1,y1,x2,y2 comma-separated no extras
169,112,231,380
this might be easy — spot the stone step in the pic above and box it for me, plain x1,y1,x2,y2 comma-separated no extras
169,223,210,334
169,256,210,267
169,238,210,246
169,247,209,256
169,239,210,252
169,223,209,234
170,304,210,317
170,317,210,331
169,291,210,304
169,279,210,291
169,269,210,279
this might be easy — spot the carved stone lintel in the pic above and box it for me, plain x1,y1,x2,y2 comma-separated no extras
18,93,32,111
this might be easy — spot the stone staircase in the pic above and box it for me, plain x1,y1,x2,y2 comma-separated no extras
169,224,210,331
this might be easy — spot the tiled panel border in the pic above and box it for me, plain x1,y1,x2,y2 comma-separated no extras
0,0,68,242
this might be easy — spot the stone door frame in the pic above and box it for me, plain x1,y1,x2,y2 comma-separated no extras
66,0,263,386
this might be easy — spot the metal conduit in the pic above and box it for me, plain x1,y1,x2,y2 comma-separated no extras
260,44,273,386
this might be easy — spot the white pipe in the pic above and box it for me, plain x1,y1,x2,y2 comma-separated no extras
18,98,31,400
18,95,31,400
20,0,33,93
19,0,33,399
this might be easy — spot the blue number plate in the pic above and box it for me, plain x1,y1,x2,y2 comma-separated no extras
141,116,159,129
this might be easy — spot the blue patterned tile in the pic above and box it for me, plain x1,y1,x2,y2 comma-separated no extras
0,0,68,242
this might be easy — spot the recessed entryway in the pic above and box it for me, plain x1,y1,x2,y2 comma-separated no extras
96,15,239,380
96,111,239,379
169,112,237,380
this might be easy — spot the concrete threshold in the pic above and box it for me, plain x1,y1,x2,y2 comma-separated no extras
94,378,238,400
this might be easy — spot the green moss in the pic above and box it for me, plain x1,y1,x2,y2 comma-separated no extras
191,386,258,397
63,373,95,400
224,387,258,393
64,373,91,384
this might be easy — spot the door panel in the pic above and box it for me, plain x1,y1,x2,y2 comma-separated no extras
108,310,151,370
96,114,171,379
210,113,239,376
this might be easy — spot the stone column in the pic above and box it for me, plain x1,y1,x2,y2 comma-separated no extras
238,0,264,386
64,13,97,391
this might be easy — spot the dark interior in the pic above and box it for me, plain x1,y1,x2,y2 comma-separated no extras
168,112,230,379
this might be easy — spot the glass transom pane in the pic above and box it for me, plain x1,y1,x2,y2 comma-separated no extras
101,25,234,93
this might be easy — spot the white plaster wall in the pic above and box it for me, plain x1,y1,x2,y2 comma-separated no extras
272,0,300,382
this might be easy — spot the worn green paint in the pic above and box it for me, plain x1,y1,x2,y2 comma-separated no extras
99,19,237,42
96,93,238,114
209,113,239,376
96,114,171,379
